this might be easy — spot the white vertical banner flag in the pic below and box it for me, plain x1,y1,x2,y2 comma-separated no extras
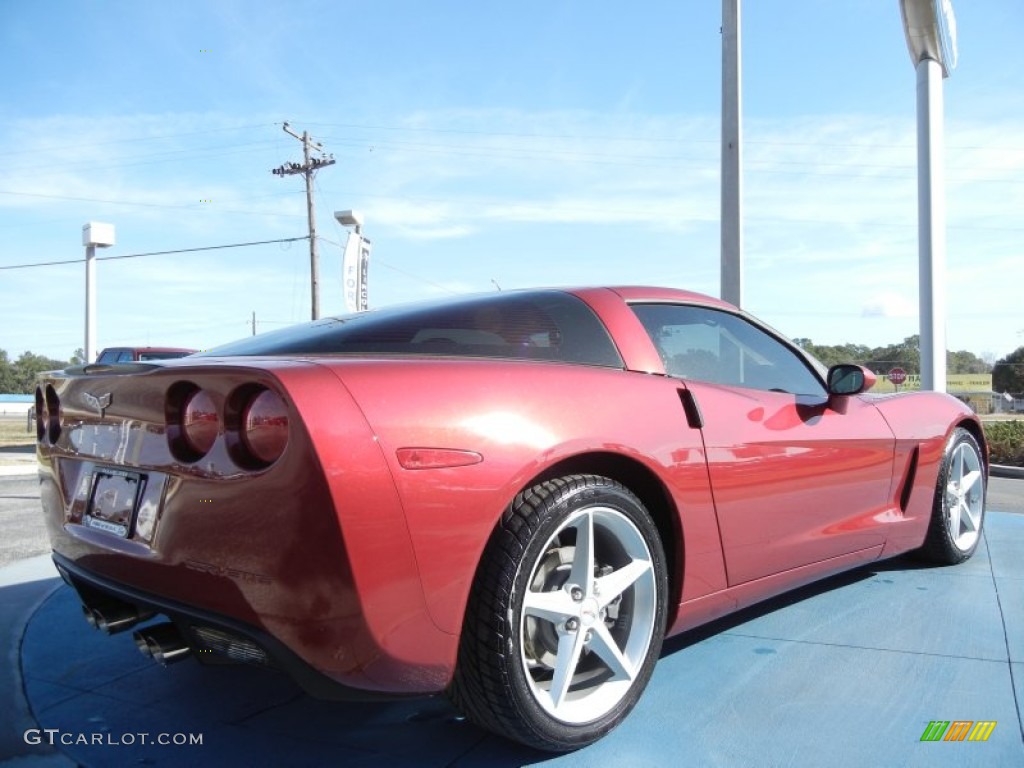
342,231,361,314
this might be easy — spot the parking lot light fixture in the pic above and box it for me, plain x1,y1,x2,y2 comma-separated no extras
335,210,363,236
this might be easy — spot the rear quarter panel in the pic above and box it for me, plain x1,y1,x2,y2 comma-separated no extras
319,358,724,635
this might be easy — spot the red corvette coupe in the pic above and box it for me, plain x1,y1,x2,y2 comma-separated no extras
35,286,987,751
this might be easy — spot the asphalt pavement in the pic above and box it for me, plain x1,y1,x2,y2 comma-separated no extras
1,464,1022,766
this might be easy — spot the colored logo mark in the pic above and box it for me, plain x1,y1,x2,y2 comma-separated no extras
920,720,996,742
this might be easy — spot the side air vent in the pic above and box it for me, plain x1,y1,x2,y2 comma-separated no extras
677,388,705,430
899,447,920,513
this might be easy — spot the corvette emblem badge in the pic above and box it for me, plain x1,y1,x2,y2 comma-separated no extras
82,391,113,417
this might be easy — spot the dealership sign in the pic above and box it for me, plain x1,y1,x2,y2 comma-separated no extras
342,232,371,313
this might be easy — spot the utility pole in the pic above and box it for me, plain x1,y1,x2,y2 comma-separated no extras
272,122,335,320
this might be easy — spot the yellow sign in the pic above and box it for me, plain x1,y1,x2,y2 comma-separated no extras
871,374,992,393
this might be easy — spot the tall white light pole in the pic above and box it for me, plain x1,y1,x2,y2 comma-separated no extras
900,0,957,392
721,0,743,308
82,222,115,364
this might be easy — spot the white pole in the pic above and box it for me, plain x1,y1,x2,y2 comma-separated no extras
721,0,743,308
85,244,96,364
916,57,946,392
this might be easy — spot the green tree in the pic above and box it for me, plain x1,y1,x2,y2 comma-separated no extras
0,349,18,393
947,349,992,375
867,335,920,375
12,351,68,393
793,339,872,368
69,347,86,366
993,347,1024,393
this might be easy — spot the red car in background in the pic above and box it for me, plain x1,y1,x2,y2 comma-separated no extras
35,287,987,751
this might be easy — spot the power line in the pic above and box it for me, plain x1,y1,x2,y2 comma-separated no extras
0,189,307,218
0,237,308,271
0,123,276,157
302,120,1024,153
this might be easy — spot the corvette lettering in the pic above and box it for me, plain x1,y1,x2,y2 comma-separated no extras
184,559,272,585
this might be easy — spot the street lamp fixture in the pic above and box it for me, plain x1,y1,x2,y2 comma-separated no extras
335,210,364,235
901,0,957,74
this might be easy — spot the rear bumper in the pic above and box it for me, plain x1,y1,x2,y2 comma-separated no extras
39,453,457,695
53,553,411,702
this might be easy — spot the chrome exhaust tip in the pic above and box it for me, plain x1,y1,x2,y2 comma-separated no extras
132,623,192,666
82,602,154,635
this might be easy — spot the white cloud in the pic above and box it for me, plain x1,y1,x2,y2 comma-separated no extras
861,292,917,318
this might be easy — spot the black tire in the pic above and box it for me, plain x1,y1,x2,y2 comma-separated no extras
450,474,668,752
917,427,987,564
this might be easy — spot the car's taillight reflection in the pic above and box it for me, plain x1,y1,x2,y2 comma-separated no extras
167,381,288,469
167,381,218,463
239,388,288,466
182,389,219,456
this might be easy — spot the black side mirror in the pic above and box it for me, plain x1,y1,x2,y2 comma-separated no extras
827,364,876,396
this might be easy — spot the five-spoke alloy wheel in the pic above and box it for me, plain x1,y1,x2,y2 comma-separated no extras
451,475,667,752
919,427,987,564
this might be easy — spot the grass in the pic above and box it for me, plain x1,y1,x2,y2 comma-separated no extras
0,415,34,448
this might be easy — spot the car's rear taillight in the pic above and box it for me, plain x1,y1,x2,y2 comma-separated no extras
167,382,219,462
182,390,219,456
240,389,288,465
34,387,46,441
223,386,288,469
42,385,61,444
168,381,287,469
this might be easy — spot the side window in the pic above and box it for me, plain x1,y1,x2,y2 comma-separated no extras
631,304,825,396
116,350,134,363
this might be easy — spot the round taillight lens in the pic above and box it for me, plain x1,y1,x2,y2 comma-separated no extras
34,387,46,442
241,389,288,465
182,389,219,456
44,385,61,444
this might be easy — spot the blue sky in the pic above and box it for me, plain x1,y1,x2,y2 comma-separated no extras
1,1,1021,363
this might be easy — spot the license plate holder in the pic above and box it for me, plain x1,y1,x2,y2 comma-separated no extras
84,469,144,538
